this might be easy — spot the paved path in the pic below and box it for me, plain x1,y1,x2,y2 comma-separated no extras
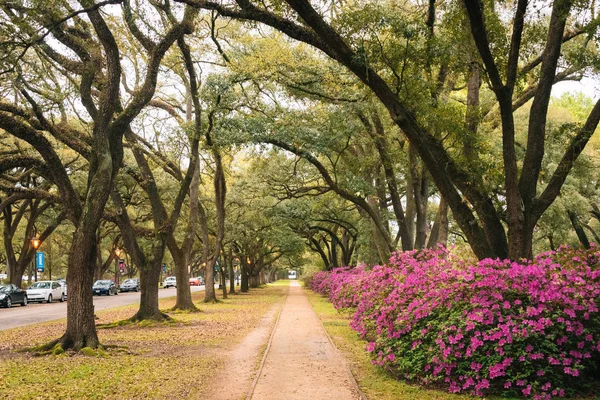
250,281,360,400
0,286,205,331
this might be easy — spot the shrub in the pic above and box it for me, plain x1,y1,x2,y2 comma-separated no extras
311,246,600,398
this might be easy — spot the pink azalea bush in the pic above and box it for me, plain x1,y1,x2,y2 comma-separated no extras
310,246,600,398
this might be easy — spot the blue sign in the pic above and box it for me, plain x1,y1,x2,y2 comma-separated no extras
36,252,45,272
162,264,167,273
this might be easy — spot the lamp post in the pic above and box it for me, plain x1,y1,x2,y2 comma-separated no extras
233,257,240,286
31,236,40,282
114,248,122,286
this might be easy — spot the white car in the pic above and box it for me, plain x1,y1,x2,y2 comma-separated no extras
26,281,66,303
163,276,176,288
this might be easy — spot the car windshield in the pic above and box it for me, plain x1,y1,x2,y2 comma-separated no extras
0,285,8,292
123,279,135,284
30,282,51,289
94,280,111,286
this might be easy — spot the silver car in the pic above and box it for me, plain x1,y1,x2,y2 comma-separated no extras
163,276,176,288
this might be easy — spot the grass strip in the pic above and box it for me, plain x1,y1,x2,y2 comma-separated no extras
0,284,287,400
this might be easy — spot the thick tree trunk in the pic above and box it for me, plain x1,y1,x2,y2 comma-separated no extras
61,235,99,350
366,198,391,264
405,161,416,245
414,173,429,249
250,274,259,288
330,236,339,269
241,264,249,293
228,258,235,294
427,196,449,248
173,249,194,310
204,259,218,302
132,262,167,321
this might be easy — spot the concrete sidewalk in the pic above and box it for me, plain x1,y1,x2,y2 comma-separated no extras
250,281,360,400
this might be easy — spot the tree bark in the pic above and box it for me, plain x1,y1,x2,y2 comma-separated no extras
360,110,412,250
228,254,236,294
568,210,591,249
427,196,449,248
241,263,249,292
132,260,167,321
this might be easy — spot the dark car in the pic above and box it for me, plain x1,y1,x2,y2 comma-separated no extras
119,278,139,293
92,280,118,296
0,284,28,307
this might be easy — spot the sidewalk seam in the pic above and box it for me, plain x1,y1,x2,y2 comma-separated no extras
305,285,368,400
245,284,290,400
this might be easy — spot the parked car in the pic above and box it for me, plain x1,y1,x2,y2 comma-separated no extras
26,281,66,303
119,278,139,292
57,279,67,299
0,284,28,307
189,276,204,286
92,280,118,296
163,276,176,288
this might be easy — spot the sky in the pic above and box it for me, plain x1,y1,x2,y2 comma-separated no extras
552,77,600,100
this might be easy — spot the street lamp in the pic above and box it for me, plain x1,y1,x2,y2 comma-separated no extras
31,236,40,282
114,248,122,286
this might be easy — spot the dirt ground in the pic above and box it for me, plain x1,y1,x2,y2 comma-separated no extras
202,302,281,400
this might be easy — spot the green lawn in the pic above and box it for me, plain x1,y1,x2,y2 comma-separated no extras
0,283,288,399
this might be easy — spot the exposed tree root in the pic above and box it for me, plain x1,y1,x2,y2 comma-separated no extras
128,310,172,323
25,334,101,356
170,303,201,313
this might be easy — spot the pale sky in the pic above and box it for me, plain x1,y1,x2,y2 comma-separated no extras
552,77,600,100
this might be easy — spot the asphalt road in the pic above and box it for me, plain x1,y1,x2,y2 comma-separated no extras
0,286,205,331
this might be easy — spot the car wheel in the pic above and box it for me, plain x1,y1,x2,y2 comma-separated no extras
21,296,27,306
47,294,52,304
60,293,65,302
115,290,118,295
6,297,11,308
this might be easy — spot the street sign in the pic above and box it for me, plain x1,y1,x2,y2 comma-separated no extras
36,252,45,272
162,264,167,273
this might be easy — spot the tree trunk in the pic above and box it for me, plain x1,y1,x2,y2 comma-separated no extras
132,261,167,321
366,198,391,264
250,274,259,288
427,196,449,248
61,226,100,350
172,248,194,310
406,160,416,245
241,264,249,292
414,172,429,249
568,210,591,249
221,263,228,299
410,146,429,249
330,235,339,269
361,110,412,250
204,258,218,302
228,256,235,294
